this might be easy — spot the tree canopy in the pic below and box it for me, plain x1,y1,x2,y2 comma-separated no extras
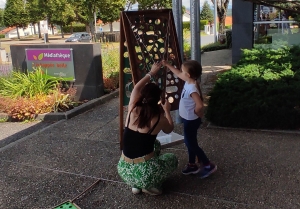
127,0,172,10
4,0,29,28
200,1,213,23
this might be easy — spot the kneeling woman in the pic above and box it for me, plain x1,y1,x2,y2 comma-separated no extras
118,62,178,195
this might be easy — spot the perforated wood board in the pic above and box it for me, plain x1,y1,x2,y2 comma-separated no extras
120,9,183,111
119,9,185,149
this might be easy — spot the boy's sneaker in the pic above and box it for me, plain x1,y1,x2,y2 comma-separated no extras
199,163,217,179
142,188,162,195
182,164,201,175
132,188,141,194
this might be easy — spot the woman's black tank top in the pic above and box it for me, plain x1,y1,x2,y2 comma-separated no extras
122,108,160,158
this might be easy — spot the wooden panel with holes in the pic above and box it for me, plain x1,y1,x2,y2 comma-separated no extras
120,9,183,111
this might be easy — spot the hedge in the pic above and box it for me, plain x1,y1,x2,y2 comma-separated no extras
62,24,86,33
183,20,209,30
206,46,300,130
201,42,227,52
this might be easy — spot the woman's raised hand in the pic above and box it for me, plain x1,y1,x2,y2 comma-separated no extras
149,61,162,75
161,60,170,67
161,100,171,113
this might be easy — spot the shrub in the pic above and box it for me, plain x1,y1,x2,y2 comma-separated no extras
0,68,80,121
102,47,120,90
201,42,227,52
0,67,62,98
62,24,86,33
183,20,209,30
0,34,5,39
206,46,300,130
0,86,78,121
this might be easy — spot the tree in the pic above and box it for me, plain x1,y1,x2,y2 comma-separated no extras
211,0,230,34
201,1,213,24
48,0,76,38
4,0,30,39
125,0,137,10
126,0,172,10
98,0,126,32
27,0,44,38
0,9,4,28
72,0,103,39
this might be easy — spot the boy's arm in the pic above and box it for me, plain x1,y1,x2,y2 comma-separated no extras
191,92,204,118
162,60,188,82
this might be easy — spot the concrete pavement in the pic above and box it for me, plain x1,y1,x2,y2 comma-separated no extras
1,49,300,208
1,95,300,208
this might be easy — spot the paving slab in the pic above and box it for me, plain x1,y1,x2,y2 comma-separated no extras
1,50,300,208
1,97,300,208
0,160,96,209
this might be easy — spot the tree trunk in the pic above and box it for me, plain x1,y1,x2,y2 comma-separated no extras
109,22,113,32
16,27,20,39
38,22,42,38
89,20,95,42
219,15,226,34
33,23,37,35
51,25,54,35
61,25,64,38
86,24,91,33
212,0,229,34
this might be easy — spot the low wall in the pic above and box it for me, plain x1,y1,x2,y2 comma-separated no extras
10,43,104,101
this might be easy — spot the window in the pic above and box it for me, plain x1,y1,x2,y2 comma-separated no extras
253,4,300,48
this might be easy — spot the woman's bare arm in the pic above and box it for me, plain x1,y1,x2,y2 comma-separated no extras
128,62,162,111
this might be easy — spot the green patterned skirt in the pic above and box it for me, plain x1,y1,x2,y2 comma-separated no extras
117,140,178,189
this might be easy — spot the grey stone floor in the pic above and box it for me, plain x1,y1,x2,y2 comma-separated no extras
1,49,300,208
0,96,300,209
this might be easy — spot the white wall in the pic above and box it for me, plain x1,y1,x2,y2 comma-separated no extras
100,22,120,32
5,24,57,38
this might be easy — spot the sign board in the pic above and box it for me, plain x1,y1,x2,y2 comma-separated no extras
40,20,48,34
25,48,75,81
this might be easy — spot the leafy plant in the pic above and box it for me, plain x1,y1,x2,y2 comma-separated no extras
0,95,53,121
102,47,120,90
201,42,227,52
0,67,62,98
51,87,77,112
206,46,300,130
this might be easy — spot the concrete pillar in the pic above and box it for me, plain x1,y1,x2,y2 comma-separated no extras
213,0,218,42
190,0,201,64
172,0,183,61
232,0,254,64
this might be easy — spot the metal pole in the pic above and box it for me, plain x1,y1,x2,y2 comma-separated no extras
172,0,183,61
214,0,218,42
190,0,201,64
94,12,97,42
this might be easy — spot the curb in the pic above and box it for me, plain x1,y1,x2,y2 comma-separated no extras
0,90,119,122
206,122,300,135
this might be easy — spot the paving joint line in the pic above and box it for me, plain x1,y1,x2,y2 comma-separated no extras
1,159,271,208
86,115,119,139
0,120,66,153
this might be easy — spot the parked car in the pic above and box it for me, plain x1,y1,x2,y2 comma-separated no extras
65,32,92,42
